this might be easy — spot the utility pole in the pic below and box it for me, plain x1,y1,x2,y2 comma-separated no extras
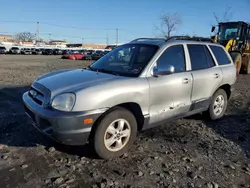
106,32,109,45
116,28,118,46
106,37,109,45
36,22,40,41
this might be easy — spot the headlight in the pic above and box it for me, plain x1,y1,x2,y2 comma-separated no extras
51,93,76,111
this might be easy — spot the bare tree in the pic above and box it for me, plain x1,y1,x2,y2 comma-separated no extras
154,12,182,39
14,32,35,42
213,5,234,24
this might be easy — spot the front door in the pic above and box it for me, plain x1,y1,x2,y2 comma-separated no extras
147,44,193,126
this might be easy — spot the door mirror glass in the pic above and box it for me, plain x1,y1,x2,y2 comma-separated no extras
153,64,175,76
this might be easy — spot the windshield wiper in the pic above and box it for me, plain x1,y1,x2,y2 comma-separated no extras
86,66,96,71
96,68,120,76
86,66,119,76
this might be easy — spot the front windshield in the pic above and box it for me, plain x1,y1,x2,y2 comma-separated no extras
218,23,241,40
89,44,159,77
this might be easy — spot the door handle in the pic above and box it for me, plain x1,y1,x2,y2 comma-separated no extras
182,78,189,84
213,73,220,78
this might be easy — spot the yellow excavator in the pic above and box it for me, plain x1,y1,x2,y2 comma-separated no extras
211,21,250,74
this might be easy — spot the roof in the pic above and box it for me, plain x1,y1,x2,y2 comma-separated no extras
129,38,166,46
219,21,250,26
128,36,216,47
0,34,12,37
49,40,66,43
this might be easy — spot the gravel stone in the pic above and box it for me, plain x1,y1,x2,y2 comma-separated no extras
21,164,28,169
54,177,64,184
48,147,56,152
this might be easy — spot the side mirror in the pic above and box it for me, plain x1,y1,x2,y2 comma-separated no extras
153,64,175,77
211,26,216,33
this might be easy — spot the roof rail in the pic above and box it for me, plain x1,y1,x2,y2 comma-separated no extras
166,36,214,43
130,38,166,42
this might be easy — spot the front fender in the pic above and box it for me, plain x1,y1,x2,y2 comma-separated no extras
73,78,150,115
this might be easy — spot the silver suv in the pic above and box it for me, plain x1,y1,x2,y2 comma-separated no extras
23,37,237,159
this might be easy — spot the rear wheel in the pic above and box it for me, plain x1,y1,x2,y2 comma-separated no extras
230,52,242,74
242,56,250,74
205,89,228,120
92,107,137,159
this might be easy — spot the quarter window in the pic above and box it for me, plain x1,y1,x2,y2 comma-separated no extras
209,45,231,65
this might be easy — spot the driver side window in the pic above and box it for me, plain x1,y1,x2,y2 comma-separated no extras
156,45,186,73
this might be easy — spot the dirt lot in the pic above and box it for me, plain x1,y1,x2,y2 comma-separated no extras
0,55,250,188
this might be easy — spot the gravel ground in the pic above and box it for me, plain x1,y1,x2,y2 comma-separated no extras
0,55,249,188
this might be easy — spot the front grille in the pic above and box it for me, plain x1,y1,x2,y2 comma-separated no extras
28,82,51,107
29,87,44,105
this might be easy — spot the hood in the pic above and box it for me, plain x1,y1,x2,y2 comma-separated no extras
36,69,120,94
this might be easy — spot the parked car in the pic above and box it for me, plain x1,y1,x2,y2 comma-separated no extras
53,49,63,55
21,48,32,55
31,48,36,54
68,53,86,60
62,50,69,55
43,49,53,55
82,52,94,60
33,49,43,55
91,52,105,60
103,50,110,55
22,37,237,159
0,46,6,54
9,47,21,54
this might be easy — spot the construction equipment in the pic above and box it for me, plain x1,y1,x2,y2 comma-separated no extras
211,21,250,74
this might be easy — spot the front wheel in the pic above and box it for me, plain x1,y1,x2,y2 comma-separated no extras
205,89,228,120
92,107,137,159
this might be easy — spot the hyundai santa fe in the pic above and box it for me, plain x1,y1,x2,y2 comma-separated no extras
23,37,237,159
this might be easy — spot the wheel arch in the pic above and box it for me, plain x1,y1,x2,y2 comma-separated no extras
215,84,231,99
88,102,145,143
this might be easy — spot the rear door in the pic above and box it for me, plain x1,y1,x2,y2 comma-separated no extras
187,44,223,110
209,45,237,86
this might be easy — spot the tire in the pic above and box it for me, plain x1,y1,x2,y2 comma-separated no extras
205,89,228,120
92,107,137,159
241,56,250,74
230,52,242,74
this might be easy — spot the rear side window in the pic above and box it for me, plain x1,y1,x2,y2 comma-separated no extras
187,44,215,71
209,45,231,65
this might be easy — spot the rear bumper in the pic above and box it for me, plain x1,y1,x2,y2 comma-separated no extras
23,92,107,145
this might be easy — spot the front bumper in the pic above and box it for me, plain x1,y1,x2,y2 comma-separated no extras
23,92,107,145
